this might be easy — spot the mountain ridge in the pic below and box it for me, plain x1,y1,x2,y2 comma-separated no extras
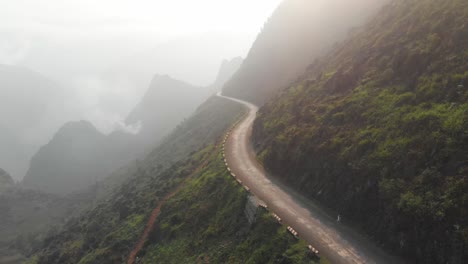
23,58,242,195
222,0,389,105
252,0,467,262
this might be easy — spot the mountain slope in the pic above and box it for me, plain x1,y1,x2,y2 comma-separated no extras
209,57,243,91
30,144,320,264
222,0,389,105
101,96,245,194
0,186,93,264
23,59,241,195
22,121,139,195
127,57,242,149
0,65,65,181
252,0,468,263
125,75,208,147
25,96,324,264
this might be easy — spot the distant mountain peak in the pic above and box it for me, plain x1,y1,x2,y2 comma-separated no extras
212,57,243,90
54,120,103,140
59,120,97,131
152,74,174,81
222,0,389,105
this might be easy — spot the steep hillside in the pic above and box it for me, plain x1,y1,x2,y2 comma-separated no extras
0,189,90,249
126,75,210,148
23,59,241,195
136,144,322,264
22,121,139,195
101,97,245,194
0,186,93,264
222,0,389,105
29,142,323,264
9,97,243,262
209,57,243,91
126,57,242,150
253,0,468,263
0,65,64,180
25,96,325,264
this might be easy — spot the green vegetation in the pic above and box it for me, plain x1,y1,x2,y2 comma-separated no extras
29,136,321,264
253,0,467,263
28,96,325,263
26,96,243,263
141,147,324,264
0,187,92,261
222,0,388,105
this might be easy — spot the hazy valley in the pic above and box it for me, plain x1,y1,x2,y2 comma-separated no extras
0,0,466,263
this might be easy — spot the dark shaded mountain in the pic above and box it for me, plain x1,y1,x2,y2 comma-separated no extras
209,57,243,91
0,65,64,181
1,168,94,264
26,95,321,264
99,94,248,195
253,0,468,263
23,59,242,195
110,32,249,88
22,121,139,195
222,0,389,105
0,186,93,264
125,75,209,147
126,57,242,149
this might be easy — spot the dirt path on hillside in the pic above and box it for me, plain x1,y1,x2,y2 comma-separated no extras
126,154,214,264
217,92,404,264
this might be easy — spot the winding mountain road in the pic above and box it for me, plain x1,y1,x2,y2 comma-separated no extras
217,92,403,264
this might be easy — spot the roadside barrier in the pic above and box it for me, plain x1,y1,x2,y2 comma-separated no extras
287,226,299,238
308,245,320,255
219,96,321,261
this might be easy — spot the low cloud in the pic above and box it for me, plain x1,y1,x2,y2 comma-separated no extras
114,120,142,135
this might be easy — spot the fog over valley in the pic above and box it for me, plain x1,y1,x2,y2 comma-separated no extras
0,1,466,264
0,0,279,180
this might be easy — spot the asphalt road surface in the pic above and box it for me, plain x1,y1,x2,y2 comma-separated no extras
217,92,404,264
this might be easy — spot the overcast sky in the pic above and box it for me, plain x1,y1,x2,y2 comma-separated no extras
0,0,283,133
1,0,281,39
0,0,283,85
0,1,284,178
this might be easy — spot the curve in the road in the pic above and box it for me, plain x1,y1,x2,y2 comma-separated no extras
217,92,403,264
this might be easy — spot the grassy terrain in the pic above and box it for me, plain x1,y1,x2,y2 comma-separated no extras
25,96,243,263
99,96,244,194
27,96,326,264
0,186,94,261
140,145,326,264
252,0,467,263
